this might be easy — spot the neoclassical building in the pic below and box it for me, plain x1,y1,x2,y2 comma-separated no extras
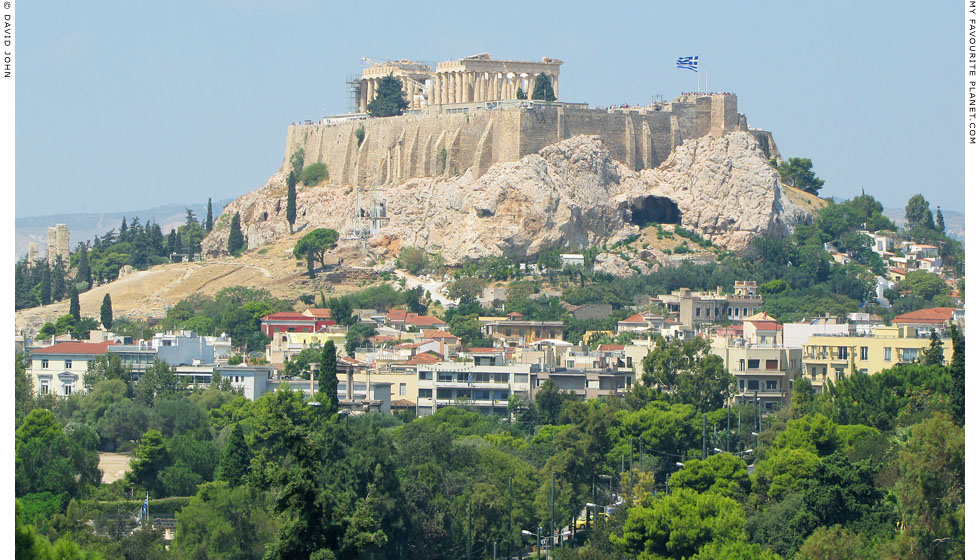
356,53,562,112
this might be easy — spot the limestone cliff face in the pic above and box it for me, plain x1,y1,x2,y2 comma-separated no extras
637,131,813,250
201,131,815,267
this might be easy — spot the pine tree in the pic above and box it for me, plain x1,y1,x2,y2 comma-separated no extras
205,198,214,232
69,285,80,321
531,72,556,102
76,245,92,290
936,207,945,235
286,173,297,234
516,87,527,100
366,74,410,117
920,330,945,366
228,212,245,255
100,293,113,330
319,340,339,413
118,217,129,243
218,423,251,486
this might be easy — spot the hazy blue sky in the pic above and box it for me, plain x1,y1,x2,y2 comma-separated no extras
15,1,966,217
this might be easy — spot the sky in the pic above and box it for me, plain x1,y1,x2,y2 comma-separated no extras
13,0,967,217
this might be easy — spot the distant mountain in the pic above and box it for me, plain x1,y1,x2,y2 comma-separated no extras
882,207,964,241
15,199,234,260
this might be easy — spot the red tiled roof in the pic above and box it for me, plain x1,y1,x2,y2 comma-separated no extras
507,312,524,317
463,347,501,353
620,313,646,323
262,312,314,321
422,329,458,340
408,315,447,327
597,344,626,352
893,307,960,325
403,352,442,365
387,309,409,322
304,308,332,318
33,341,115,355
748,321,782,331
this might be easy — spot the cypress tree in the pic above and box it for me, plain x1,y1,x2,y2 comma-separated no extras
118,217,128,242
100,293,113,330
366,74,410,117
936,207,945,234
531,72,556,102
39,261,52,305
228,212,245,254
69,285,80,321
319,340,339,413
51,255,66,301
218,423,251,486
950,324,965,425
205,198,214,233
516,87,527,100
76,245,92,290
286,172,297,234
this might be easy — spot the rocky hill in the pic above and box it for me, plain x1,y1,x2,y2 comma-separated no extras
201,131,820,266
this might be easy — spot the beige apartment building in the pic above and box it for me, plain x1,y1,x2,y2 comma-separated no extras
802,325,953,391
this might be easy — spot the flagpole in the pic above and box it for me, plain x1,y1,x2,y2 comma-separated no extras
697,52,701,93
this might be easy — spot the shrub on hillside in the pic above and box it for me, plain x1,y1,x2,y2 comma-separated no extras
299,163,327,185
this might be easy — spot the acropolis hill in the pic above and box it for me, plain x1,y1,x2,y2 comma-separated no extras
201,54,820,267
284,54,780,186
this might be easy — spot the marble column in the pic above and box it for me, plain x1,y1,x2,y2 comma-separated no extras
455,72,463,104
367,79,375,105
441,74,448,105
552,75,558,100
360,80,367,111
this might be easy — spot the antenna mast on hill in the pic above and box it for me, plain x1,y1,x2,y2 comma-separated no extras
343,188,389,250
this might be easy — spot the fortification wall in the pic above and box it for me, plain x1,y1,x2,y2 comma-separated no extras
283,94,759,186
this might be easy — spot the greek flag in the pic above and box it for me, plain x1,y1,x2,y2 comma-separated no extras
676,56,698,72
141,492,149,522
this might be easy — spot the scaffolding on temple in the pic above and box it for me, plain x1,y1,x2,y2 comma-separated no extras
346,74,362,114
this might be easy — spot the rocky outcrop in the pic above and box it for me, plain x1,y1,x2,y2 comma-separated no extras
201,131,816,268
637,131,813,250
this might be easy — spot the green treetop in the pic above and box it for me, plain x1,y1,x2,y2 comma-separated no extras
100,293,113,329
366,74,410,117
531,72,556,101
228,212,245,255
776,157,824,195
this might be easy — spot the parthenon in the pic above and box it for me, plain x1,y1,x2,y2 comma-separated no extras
356,53,562,112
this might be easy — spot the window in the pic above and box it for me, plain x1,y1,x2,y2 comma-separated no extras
747,380,759,391
834,367,845,380
64,384,73,396
766,380,778,391
514,374,529,383
437,372,454,382
399,383,406,396
739,379,745,390
860,346,868,360
41,359,48,369
860,369,868,375
837,347,848,360
884,347,892,361
474,390,490,400
436,388,452,399
901,348,919,362
743,307,748,317
696,308,701,317
418,388,432,398
65,360,72,369
738,359,745,371
765,359,778,370
748,359,760,370
40,383,49,395
419,371,432,380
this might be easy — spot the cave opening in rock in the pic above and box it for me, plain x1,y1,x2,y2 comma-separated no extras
630,196,681,226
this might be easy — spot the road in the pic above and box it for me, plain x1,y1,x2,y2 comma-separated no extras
393,270,455,307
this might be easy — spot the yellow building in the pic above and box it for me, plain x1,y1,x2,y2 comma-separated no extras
802,325,953,391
